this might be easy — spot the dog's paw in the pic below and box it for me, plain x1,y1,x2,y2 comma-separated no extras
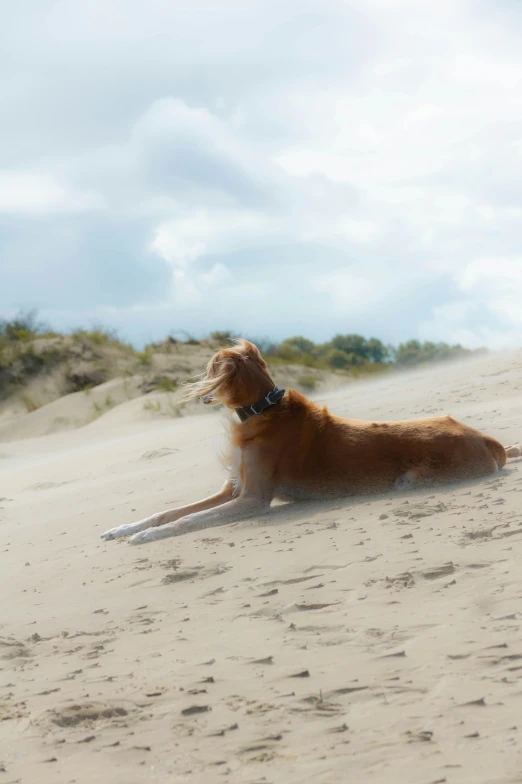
101,523,136,540
128,528,158,545
101,515,159,541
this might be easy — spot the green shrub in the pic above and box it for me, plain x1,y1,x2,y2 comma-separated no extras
209,330,236,345
71,326,133,353
278,336,315,355
393,340,474,367
143,399,162,412
20,393,41,412
155,377,178,393
323,348,354,369
0,310,43,343
298,374,317,390
137,348,153,366
274,343,302,362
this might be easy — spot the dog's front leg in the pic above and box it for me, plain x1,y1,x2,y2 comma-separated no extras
101,481,235,540
127,494,270,544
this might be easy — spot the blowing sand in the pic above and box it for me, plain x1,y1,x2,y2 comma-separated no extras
1,350,522,784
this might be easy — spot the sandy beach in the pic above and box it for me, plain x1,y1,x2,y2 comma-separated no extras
1,349,522,784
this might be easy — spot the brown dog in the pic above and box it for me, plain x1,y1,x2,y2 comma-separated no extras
101,339,520,544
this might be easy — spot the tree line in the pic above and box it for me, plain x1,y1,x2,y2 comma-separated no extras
209,331,483,371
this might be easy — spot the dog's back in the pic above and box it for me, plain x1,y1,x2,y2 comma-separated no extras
232,390,505,498
102,340,519,544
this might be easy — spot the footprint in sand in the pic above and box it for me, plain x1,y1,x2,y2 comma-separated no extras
0,637,30,661
421,563,456,580
404,729,433,743
384,571,415,589
140,448,179,460
393,502,447,521
261,574,324,588
161,563,232,585
300,694,343,715
26,480,75,491
162,570,201,584
42,701,135,729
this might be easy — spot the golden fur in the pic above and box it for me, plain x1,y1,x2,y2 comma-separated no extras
102,339,521,544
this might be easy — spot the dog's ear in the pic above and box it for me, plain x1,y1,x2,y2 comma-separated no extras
183,349,237,401
214,351,239,377
183,339,268,404
233,339,266,367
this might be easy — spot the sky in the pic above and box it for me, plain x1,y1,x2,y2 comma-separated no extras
2,0,522,349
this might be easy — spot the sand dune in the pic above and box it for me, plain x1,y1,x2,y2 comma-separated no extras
0,353,346,445
0,377,147,443
1,350,522,783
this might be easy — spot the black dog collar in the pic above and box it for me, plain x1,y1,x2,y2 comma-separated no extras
235,386,285,423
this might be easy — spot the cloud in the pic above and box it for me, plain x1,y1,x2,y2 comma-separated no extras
130,98,276,208
457,258,522,294
0,170,102,214
419,259,522,349
2,0,522,348
151,209,269,268
200,263,232,288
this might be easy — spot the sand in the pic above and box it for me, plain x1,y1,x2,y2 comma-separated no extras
1,349,522,784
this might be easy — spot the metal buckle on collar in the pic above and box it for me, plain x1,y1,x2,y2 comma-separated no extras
236,386,284,422
250,389,277,415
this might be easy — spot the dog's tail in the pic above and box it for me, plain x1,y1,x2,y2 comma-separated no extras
484,437,520,469
505,443,522,459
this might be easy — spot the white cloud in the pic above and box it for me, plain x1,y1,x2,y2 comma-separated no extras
150,207,269,301
0,170,102,214
419,259,522,349
170,269,202,306
456,258,522,293
151,209,269,268
318,271,383,313
3,0,522,348
200,263,232,287
151,217,207,269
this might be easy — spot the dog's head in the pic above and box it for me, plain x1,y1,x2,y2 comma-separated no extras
184,339,273,409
